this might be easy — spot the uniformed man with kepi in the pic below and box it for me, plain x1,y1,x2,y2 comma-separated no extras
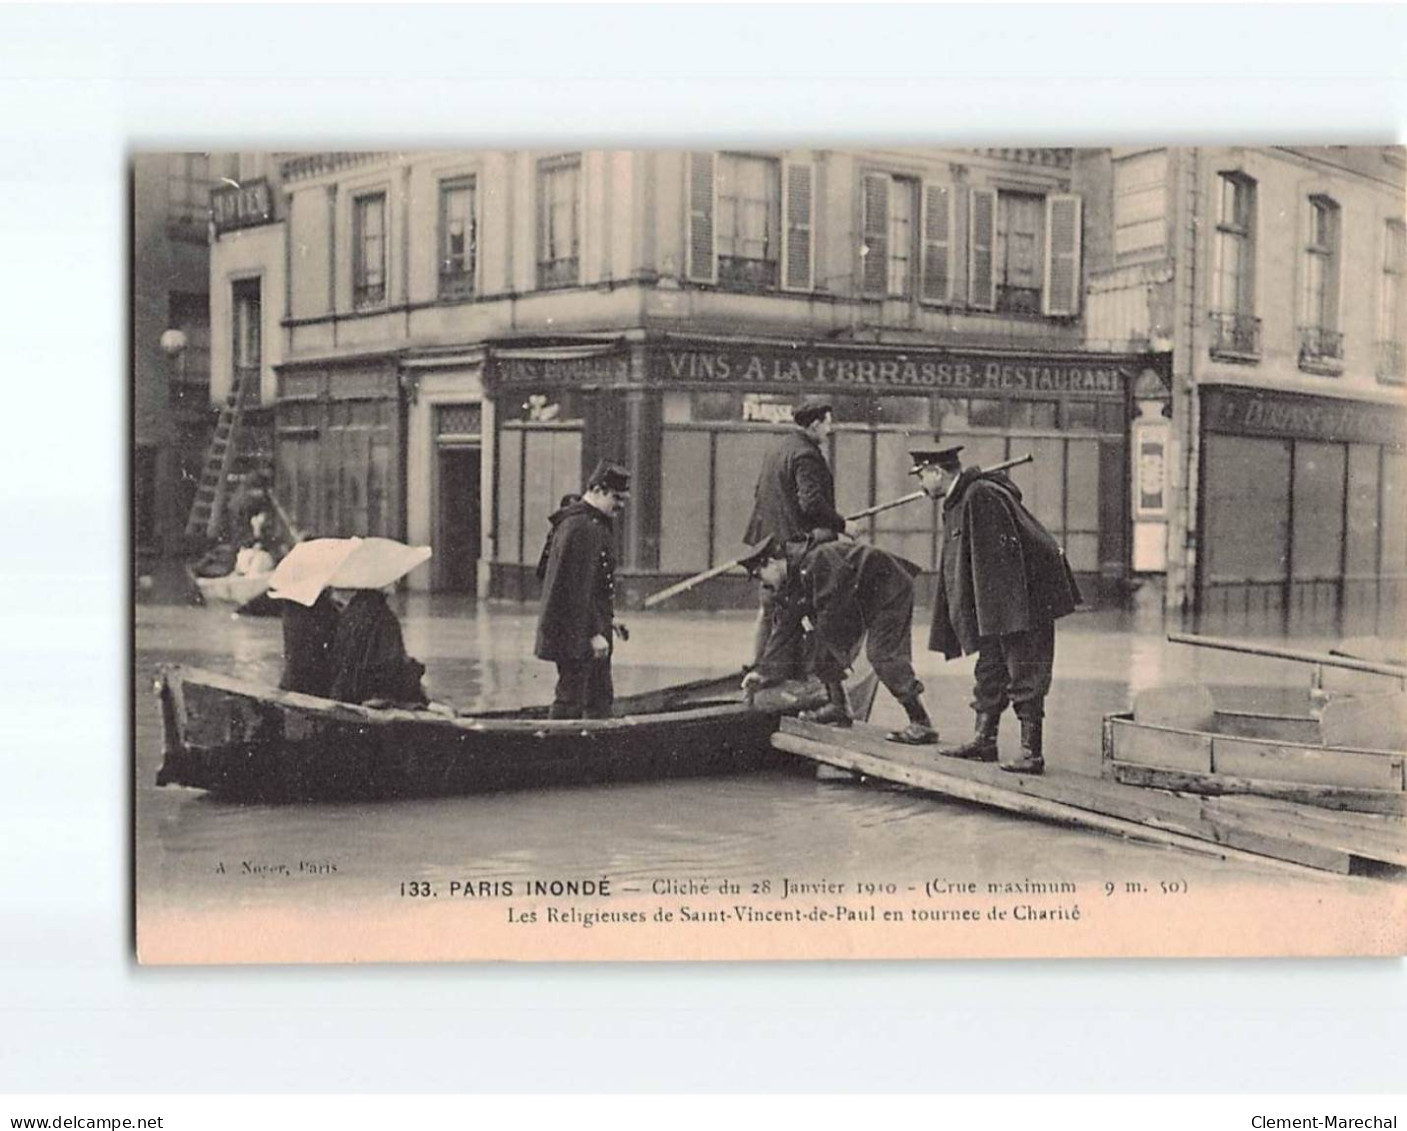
534,460,630,719
913,444,1081,775
743,398,848,678
739,531,939,745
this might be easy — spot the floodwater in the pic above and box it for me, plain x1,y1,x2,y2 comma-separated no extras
135,575,1403,947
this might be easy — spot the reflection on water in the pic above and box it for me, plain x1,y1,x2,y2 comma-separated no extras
135,598,1377,920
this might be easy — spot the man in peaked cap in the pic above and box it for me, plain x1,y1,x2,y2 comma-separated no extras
912,443,1081,775
534,459,630,719
739,531,939,745
742,398,848,680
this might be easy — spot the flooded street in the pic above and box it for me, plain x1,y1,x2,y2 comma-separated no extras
135,581,1391,935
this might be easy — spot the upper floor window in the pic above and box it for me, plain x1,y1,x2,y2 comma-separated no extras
438,176,476,299
1209,173,1259,359
968,188,1080,316
1380,220,1406,384
861,173,918,299
167,153,211,233
537,155,580,289
352,192,387,309
716,154,780,291
1298,196,1342,370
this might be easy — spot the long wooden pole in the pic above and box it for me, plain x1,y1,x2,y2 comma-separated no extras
1167,632,1407,680
642,452,1033,609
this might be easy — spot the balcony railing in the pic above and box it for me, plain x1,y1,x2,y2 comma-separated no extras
1208,311,1261,361
1297,325,1345,373
1377,339,1405,384
536,257,580,290
718,255,779,292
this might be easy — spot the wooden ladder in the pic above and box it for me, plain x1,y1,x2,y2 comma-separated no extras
183,365,260,541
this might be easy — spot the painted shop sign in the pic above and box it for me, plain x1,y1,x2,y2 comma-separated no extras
210,177,274,234
650,342,1128,397
491,352,631,386
1204,385,1407,448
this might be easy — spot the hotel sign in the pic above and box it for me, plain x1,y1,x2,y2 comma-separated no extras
210,177,274,235
1204,386,1407,448
649,341,1128,397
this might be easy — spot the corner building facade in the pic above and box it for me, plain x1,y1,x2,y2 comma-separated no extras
264,149,1149,605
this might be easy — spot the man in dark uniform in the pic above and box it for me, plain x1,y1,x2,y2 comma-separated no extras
914,445,1081,775
534,460,630,719
743,400,848,678
739,532,938,745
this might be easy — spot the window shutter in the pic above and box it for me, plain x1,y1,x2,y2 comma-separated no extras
968,187,997,310
782,161,814,291
861,173,889,296
920,182,952,303
687,152,716,283
1043,193,1082,316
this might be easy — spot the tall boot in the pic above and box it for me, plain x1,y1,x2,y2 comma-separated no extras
1001,716,1045,775
940,710,1000,762
800,679,852,728
887,690,939,745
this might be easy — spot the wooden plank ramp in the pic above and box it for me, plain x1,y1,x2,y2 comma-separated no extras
773,719,1407,876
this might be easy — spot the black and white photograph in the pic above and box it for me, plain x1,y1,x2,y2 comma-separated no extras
132,145,1407,964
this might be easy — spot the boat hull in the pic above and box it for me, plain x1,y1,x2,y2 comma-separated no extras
154,665,827,802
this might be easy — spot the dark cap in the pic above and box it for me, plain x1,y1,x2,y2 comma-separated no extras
908,445,964,475
793,400,834,427
586,459,632,494
738,538,786,575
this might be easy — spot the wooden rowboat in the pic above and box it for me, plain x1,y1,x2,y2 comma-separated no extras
154,664,831,802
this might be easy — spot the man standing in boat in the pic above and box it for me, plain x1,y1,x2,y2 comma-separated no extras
913,445,1081,776
534,460,630,719
743,399,848,678
739,531,939,746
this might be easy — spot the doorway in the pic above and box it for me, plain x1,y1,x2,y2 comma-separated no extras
436,445,481,592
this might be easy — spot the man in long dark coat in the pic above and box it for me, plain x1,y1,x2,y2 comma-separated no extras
740,532,938,745
915,445,1081,775
534,460,629,719
743,400,848,678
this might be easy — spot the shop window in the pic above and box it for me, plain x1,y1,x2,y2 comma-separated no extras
828,395,872,427
516,390,582,423
352,192,387,309
1098,401,1126,432
691,391,742,423
968,398,1004,428
1062,400,1098,431
1210,173,1259,359
1298,196,1342,370
874,396,930,427
1008,400,1057,430
860,173,918,298
438,176,476,299
935,398,969,430
1379,220,1405,384
537,155,580,289
716,154,780,291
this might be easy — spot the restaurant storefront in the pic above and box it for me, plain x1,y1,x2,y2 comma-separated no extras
486,335,1149,609
1196,384,1407,636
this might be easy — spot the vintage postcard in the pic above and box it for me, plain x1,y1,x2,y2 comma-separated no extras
133,146,1407,964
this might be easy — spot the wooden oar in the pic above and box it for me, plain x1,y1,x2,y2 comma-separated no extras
642,451,1033,609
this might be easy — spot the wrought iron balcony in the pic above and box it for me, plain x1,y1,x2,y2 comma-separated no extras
1208,311,1261,361
1377,339,1405,384
718,255,779,292
1297,325,1345,373
536,257,580,290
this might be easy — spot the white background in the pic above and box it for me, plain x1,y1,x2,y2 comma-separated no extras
1,2,1404,1096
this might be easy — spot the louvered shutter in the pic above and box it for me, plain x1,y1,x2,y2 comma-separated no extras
920,182,952,303
1043,193,1082,316
687,152,716,283
862,173,888,296
968,187,996,310
782,161,814,291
